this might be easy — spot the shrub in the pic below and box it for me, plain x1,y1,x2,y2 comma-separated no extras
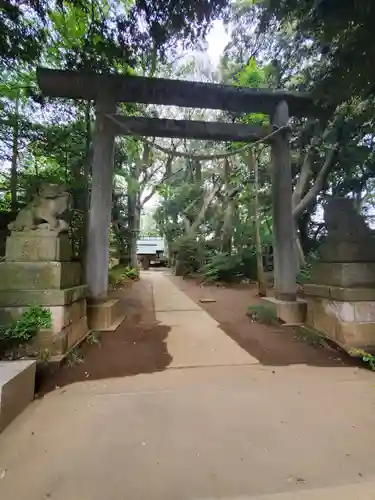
297,252,320,285
0,306,52,355
202,252,244,283
239,247,258,280
247,305,279,325
108,265,139,290
172,235,202,276
350,348,375,370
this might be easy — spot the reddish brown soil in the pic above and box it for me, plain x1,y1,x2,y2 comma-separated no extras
168,275,354,368
38,279,172,394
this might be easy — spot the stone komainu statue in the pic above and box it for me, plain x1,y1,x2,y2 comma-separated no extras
8,183,71,233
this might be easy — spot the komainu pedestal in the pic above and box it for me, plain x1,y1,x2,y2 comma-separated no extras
304,198,375,353
0,184,90,360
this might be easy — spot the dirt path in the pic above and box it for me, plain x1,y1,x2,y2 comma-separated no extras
41,271,353,395
2,271,375,500
39,278,172,394
168,275,352,368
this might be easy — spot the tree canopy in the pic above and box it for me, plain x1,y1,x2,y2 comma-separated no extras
1,0,374,289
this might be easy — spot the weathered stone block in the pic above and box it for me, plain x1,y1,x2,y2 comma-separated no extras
329,287,375,302
303,284,375,301
31,315,89,356
336,322,375,350
5,231,72,262
303,283,331,298
0,261,81,290
306,297,339,338
48,299,87,332
311,262,375,288
320,240,375,263
320,197,375,263
354,302,375,322
305,296,375,352
261,297,307,324
0,360,36,432
0,285,87,307
34,327,68,355
66,315,89,350
88,298,125,331
0,298,87,334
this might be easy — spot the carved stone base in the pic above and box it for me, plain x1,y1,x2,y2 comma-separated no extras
0,298,87,333
261,297,307,324
34,315,89,356
311,262,375,288
0,287,90,358
0,301,89,358
0,261,81,290
0,285,87,307
87,298,125,331
5,231,72,262
305,295,375,353
304,283,375,301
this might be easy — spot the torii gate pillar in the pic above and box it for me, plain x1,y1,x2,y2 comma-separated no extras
262,101,306,323
86,97,116,299
85,97,125,330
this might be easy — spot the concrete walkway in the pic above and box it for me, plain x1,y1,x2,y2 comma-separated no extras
1,271,375,499
151,271,258,369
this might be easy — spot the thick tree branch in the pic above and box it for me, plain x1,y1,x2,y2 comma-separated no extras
292,128,331,209
188,183,221,235
140,152,176,208
293,142,340,219
292,146,314,209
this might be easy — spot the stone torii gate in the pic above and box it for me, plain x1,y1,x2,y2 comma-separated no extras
36,68,322,323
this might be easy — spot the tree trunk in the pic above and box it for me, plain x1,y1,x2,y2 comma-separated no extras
194,160,202,182
220,158,233,255
81,101,92,266
248,150,267,296
128,192,140,269
298,212,311,256
10,92,20,213
293,225,306,270
221,203,234,254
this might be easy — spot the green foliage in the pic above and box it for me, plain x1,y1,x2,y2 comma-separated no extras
350,349,375,371
201,247,259,283
0,2,45,69
66,346,84,367
297,253,320,285
0,306,52,354
202,252,244,283
247,305,279,325
172,235,202,276
0,0,229,71
295,326,325,348
297,264,312,285
232,58,269,126
108,265,139,290
86,331,101,346
260,0,375,102
240,247,259,280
